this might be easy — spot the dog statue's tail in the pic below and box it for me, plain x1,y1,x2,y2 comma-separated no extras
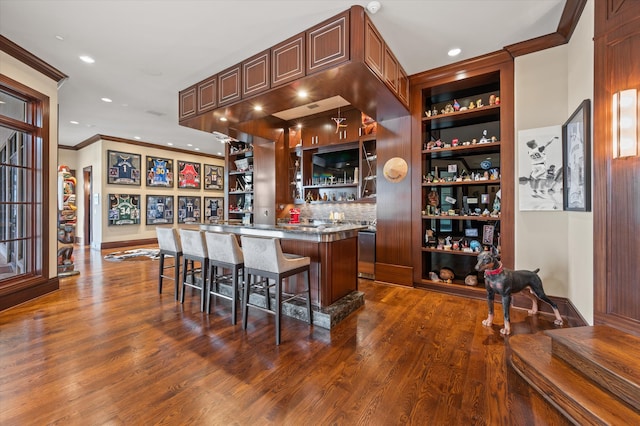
533,268,540,274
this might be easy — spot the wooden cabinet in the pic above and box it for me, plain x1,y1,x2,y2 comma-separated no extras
178,85,196,121
197,75,217,114
416,69,511,294
306,10,350,75
227,140,254,224
397,66,409,105
364,16,384,79
218,64,242,106
242,50,270,98
383,46,399,93
271,33,306,88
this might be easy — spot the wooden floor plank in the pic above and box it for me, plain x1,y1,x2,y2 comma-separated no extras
0,245,571,425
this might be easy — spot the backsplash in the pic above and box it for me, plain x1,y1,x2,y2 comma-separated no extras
298,202,376,224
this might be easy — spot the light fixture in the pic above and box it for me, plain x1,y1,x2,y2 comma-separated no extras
101,97,112,103
366,1,381,14
134,136,141,140
254,105,263,111
612,88,638,158
70,120,79,125
219,116,228,122
297,90,308,99
448,48,461,57
79,55,95,64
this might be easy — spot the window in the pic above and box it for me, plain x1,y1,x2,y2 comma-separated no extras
0,77,47,287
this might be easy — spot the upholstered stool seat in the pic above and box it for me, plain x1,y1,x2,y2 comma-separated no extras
179,228,208,312
156,226,183,300
240,235,312,345
205,231,244,324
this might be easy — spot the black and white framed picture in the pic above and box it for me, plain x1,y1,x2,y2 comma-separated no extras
177,161,201,189
146,156,173,188
177,196,201,224
146,195,174,225
518,125,563,211
562,99,591,212
107,150,141,185
203,164,224,190
204,197,224,223
108,194,140,225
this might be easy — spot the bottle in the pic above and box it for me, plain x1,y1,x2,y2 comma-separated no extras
354,167,359,184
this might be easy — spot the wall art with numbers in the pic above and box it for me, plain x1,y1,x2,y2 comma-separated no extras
107,150,141,185
108,194,141,225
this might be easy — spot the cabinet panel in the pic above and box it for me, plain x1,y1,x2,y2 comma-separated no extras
178,85,196,120
364,16,384,78
218,64,242,106
383,46,399,92
306,11,350,74
242,50,270,98
302,108,361,147
197,75,217,114
272,33,306,87
397,65,409,106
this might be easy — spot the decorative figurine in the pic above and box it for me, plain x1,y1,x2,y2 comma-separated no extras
425,110,431,117
444,104,454,114
479,129,489,143
495,96,500,105
489,94,496,105
477,98,484,108
453,99,460,111
468,101,476,110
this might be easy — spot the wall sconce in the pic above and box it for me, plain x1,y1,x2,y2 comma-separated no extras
612,88,638,158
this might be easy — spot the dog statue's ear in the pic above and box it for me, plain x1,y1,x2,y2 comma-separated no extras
491,245,500,257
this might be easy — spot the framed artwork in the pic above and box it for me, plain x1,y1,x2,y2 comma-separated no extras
146,195,174,225
204,197,224,223
204,164,224,190
177,196,201,224
517,125,563,211
146,156,173,188
108,194,140,225
177,160,201,189
562,99,591,212
107,150,141,185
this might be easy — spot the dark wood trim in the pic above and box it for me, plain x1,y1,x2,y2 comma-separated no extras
504,0,588,57
374,263,413,286
512,294,588,328
101,238,158,250
69,134,223,159
0,277,59,311
0,35,68,84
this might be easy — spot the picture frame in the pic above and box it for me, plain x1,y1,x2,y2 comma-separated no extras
107,150,141,185
204,197,224,223
108,194,141,225
203,164,224,190
177,160,201,189
562,99,591,211
146,156,173,188
146,195,174,225
177,196,201,224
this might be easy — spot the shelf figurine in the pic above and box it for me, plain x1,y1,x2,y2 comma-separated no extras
453,99,460,111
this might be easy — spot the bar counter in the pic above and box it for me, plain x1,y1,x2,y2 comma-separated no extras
199,222,366,329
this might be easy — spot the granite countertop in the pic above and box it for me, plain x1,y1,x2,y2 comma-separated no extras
199,222,366,242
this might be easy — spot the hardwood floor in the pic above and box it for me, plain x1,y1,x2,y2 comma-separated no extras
0,245,570,425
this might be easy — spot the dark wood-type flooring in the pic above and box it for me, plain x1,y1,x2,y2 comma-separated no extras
0,245,571,425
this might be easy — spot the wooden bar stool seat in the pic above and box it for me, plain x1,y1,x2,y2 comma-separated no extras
205,231,244,324
179,229,208,312
156,226,183,300
240,235,312,345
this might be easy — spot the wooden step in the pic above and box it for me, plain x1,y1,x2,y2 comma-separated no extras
509,333,640,425
546,325,640,409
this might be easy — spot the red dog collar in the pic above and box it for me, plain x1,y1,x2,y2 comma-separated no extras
484,264,504,276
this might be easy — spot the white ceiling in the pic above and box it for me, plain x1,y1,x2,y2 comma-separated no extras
0,0,565,156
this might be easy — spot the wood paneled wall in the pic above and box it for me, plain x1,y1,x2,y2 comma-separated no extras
593,0,640,335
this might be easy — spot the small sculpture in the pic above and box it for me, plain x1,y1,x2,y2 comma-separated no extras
479,129,489,143
444,104,454,114
453,99,460,111
477,98,484,108
489,94,496,105
468,101,476,110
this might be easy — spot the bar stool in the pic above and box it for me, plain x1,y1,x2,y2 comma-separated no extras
204,231,244,324
179,228,208,312
240,235,312,345
156,226,183,300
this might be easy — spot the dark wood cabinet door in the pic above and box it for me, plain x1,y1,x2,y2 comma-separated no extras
364,16,384,79
397,66,409,107
383,46,399,93
306,10,350,75
272,33,306,88
197,76,217,114
242,50,270,98
218,64,242,106
178,85,196,121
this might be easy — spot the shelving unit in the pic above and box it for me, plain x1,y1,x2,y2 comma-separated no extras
411,62,514,296
227,141,254,224
361,138,376,200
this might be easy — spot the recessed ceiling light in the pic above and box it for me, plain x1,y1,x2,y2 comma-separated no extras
254,105,263,111
217,152,222,156
101,97,112,103
298,90,308,98
187,144,193,147
297,123,302,129
220,117,228,122
69,120,79,124
134,136,141,140
448,48,461,57
167,142,174,146
79,55,95,64
55,35,64,41
194,147,200,151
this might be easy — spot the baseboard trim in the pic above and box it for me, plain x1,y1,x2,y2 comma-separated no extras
0,277,60,311
512,293,587,327
375,263,413,286
101,238,158,250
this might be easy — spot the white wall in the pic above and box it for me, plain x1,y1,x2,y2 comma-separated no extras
0,51,60,280
515,0,594,323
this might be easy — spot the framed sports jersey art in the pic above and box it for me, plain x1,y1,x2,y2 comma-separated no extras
203,164,224,190
107,150,141,185
204,197,224,223
108,194,141,225
146,156,174,188
146,195,174,225
177,196,201,224
177,160,201,189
